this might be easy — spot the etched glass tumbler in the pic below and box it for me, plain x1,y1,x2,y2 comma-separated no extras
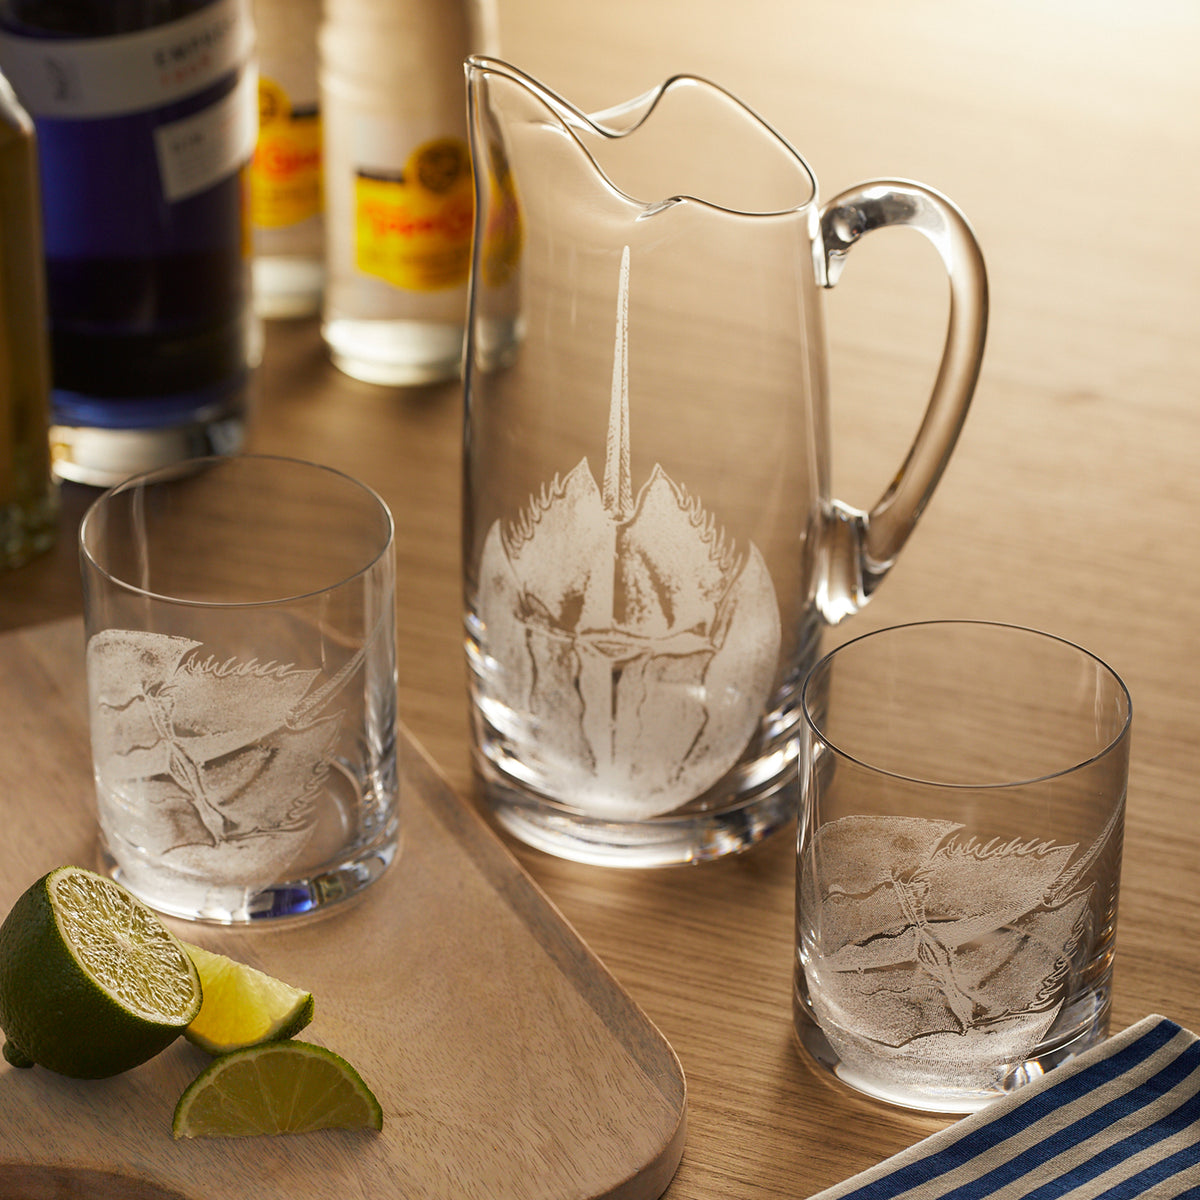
79,455,398,923
794,621,1131,1113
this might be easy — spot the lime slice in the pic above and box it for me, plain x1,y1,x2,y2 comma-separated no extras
0,866,201,1078
182,943,314,1055
172,1041,384,1138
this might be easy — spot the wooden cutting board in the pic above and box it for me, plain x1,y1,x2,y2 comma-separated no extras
0,619,686,1200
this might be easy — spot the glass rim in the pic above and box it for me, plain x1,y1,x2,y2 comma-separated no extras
800,618,1133,789
78,453,395,610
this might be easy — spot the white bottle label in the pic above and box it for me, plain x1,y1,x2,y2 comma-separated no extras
0,0,253,119
155,67,256,201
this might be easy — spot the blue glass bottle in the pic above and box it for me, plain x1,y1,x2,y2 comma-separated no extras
0,0,257,486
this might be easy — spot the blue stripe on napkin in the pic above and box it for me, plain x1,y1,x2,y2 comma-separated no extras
808,1016,1200,1200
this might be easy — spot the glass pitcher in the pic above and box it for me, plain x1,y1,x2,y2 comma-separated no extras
463,57,987,866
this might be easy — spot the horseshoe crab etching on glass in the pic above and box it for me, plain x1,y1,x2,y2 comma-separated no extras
477,247,782,821
87,628,356,887
801,811,1119,1079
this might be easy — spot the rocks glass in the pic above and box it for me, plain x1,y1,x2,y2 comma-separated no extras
79,455,398,923
794,621,1131,1112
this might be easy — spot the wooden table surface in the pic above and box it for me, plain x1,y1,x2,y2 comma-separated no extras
2,2,1198,1196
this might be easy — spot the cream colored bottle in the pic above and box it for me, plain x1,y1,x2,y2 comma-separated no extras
319,0,496,385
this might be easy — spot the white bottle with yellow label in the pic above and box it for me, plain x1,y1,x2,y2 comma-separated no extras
252,0,324,319
320,0,489,385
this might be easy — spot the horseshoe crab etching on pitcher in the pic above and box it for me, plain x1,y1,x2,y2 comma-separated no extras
802,812,1119,1077
87,628,354,886
477,248,783,822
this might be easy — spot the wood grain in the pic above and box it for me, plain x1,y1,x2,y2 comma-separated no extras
0,1165,188,1200
0,1,1196,1195
0,621,685,1200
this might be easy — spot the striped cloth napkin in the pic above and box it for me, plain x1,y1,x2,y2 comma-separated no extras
808,1015,1200,1199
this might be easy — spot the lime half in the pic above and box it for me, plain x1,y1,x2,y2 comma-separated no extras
182,943,314,1055
172,1041,383,1138
0,866,201,1078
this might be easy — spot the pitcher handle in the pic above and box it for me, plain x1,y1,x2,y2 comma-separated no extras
817,180,988,622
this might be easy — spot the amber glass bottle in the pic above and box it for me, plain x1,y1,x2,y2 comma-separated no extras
0,68,54,565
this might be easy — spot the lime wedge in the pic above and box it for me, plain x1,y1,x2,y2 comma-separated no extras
182,943,314,1055
172,1040,383,1138
0,866,201,1078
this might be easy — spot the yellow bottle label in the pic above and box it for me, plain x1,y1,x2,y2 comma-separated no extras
251,76,322,230
481,163,523,288
354,137,474,292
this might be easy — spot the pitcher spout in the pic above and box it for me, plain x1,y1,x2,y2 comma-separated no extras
466,56,817,218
